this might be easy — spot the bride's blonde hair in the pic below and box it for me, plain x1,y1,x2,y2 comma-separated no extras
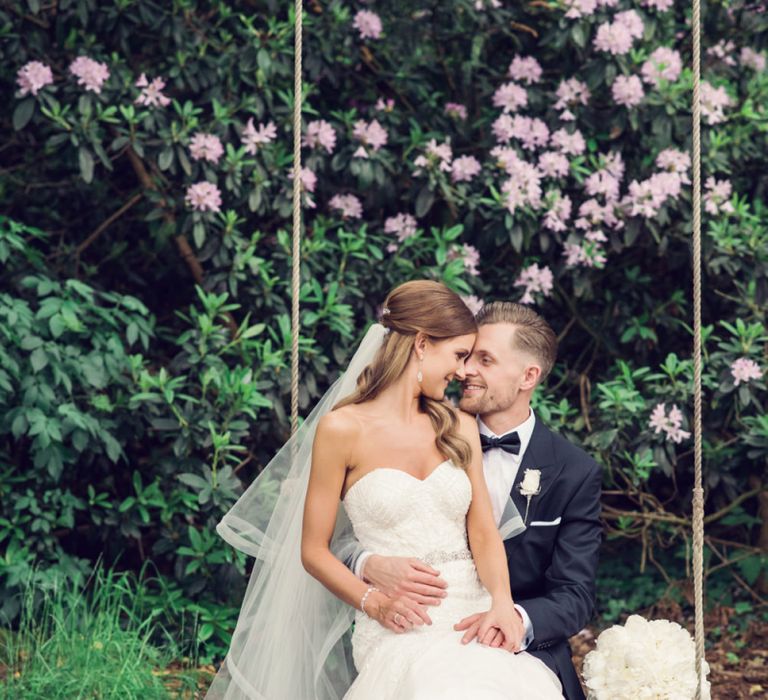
334,280,476,470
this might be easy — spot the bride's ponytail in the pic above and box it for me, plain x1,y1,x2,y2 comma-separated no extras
334,280,476,470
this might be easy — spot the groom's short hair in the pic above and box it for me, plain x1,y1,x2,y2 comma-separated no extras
475,302,557,383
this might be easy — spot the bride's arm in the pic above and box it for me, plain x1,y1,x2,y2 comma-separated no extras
458,411,525,652
301,411,431,632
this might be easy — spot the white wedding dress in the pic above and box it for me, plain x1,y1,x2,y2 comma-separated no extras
342,459,563,699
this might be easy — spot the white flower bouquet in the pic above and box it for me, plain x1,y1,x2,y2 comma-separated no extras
582,615,711,700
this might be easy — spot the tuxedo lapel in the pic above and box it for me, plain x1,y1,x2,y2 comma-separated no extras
512,420,563,524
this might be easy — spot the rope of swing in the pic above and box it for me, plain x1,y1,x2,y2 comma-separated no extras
291,0,303,440
289,2,707,695
690,0,706,696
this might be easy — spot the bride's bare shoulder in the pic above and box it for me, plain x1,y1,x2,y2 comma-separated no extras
316,404,365,442
455,408,480,437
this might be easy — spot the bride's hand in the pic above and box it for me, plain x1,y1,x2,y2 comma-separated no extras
362,555,448,606
454,601,524,652
368,590,433,633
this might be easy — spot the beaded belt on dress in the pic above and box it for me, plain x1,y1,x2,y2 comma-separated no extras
422,549,473,566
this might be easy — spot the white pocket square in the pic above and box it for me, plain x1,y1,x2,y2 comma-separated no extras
529,517,562,527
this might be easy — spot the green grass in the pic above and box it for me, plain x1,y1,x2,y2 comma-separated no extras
0,563,201,699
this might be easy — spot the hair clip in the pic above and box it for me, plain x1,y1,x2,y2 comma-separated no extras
382,307,391,316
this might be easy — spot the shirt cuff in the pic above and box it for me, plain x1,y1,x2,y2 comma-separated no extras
354,551,373,580
515,603,534,651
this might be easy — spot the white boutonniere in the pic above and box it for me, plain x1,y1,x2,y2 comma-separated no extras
519,469,542,525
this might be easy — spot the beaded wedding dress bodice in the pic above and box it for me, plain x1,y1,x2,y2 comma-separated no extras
341,460,563,700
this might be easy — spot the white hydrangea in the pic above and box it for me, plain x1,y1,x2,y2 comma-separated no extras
583,615,711,700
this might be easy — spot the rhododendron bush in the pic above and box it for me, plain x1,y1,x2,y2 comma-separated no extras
1,0,767,650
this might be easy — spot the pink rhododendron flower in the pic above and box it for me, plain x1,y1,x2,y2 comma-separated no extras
490,146,517,174
492,82,528,113
474,0,501,9
707,40,737,67
462,295,485,315
623,172,682,218
385,213,418,242
444,102,468,120
329,193,363,219
447,244,481,275
69,56,110,93
731,358,763,386
550,128,586,156
740,47,766,72
242,119,277,154
16,61,53,96
543,194,572,232
641,47,683,87
585,169,621,201
189,133,224,164
508,56,543,84
451,155,482,183
538,151,570,179
641,0,674,10
562,239,607,268
656,148,691,184
303,120,337,154
509,116,550,151
576,198,622,231
375,97,395,112
463,245,481,275
492,114,515,143
604,151,625,180
700,81,733,125
352,119,388,154
135,74,171,108
185,181,222,212
288,166,317,208
612,74,645,107
593,21,635,56
554,78,591,119
614,10,644,40
703,177,734,215
353,10,382,40
414,139,453,174
514,263,553,304
564,0,597,19
498,155,543,214
648,403,691,443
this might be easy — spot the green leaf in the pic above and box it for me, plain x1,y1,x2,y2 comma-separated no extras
257,48,271,73
78,147,95,183
193,222,206,248
13,99,35,131
102,432,122,462
737,555,763,585
415,186,435,218
30,347,48,372
158,147,174,171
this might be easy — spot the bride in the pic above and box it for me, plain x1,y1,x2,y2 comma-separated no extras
205,280,562,700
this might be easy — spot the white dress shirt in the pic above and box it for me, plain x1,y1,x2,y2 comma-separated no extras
355,407,539,650
477,408,537,650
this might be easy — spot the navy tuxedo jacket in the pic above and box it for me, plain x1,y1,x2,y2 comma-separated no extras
507,418,603,700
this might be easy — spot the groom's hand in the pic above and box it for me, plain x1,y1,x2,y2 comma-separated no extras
362,555,448,606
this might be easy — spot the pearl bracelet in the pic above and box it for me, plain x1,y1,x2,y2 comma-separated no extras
360,586,379,617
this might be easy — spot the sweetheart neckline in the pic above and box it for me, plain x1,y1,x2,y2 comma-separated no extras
342,459,453,501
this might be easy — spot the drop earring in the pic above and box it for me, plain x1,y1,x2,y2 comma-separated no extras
417,355,424,384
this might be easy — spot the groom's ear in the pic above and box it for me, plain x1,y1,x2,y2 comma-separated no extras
521,363,542,390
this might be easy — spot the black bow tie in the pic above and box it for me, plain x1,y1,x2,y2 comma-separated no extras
480,432,521,455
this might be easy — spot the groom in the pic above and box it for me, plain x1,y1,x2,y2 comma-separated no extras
348,301,603,700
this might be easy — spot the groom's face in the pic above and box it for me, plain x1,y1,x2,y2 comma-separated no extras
458,323,537,414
